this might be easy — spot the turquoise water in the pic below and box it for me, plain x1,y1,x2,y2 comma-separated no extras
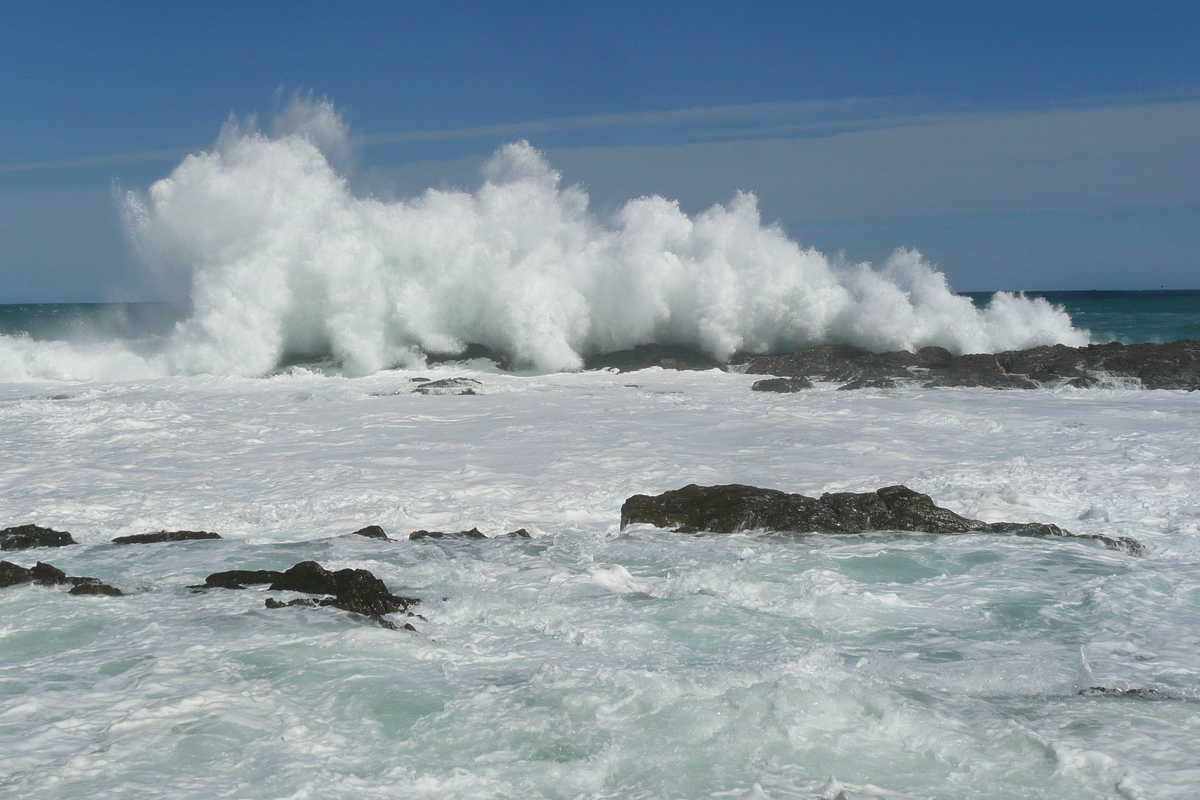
964,290,1200,345
1,292,1197,351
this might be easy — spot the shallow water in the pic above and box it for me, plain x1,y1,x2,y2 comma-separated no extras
2,367,1198,799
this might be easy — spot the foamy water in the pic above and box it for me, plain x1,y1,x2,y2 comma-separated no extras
0,99,1086,383
2,366,1198,799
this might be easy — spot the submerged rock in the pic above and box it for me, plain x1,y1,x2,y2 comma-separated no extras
413,377,482,395
409,528,531,540
751,377,813,393
111,530,221,545
194,569,284,590
620,484,1144,556
735,340,1200,390
0,560,123,595
1079,686,1194,701
1,524,76,551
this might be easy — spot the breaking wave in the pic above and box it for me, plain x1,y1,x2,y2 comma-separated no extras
1,99,1088,382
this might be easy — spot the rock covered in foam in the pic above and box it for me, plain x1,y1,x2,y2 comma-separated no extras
1,524,76,551
413,377,482,396
0,560,123,595
111,530,221,544
621,484,1144,556
409,528,532,540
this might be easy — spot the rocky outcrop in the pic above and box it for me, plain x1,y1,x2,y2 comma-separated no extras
409,528,532,540
751,377,813,393
0,560,123,595
351,525,391,540
1,524,76,551
620,484,1144,556
195,561,420,629
112,530,221,545
735,340,1200,390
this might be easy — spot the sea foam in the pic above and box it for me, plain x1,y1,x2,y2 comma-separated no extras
1,99,1088,382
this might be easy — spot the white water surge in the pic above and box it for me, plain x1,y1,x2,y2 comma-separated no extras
0,99,1086,382
1,368,1198,799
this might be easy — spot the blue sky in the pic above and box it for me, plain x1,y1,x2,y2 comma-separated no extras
1,1,1198,301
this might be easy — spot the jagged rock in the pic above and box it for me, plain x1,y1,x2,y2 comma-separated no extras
1,560,122,594
735,340,1200,390
414,377,482,395
112,530,221,545
1,524,76,551
620,484,1144,556
351,525,390,540
268,561,420,617
751,377,813,393
584,343,722,372
193,569,285,590
409,528,531,540
409,528,487,540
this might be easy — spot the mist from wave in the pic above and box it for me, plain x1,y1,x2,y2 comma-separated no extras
0,99,1087,382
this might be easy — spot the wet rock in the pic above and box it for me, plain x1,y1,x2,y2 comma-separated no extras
837,377,897,391
409,528,487,540
584,344,722,372
268,560,420,617
1079,686,1193,701
1,524,76,551
620,484,1144,555
413,377,482,395
351,525,390,540
194,569,285,590
736,339,1200,390
751,377,813,393
111,530,221,545
265,597,318,609
409,528,531,540
68,582,124,596
1,560,122,594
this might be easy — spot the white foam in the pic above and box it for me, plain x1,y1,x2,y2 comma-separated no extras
0,99,1088,382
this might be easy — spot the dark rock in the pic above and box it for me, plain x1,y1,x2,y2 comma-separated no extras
736,339,1200,390
1079,686,1194,701
68,582,124,596
268,560,420,617
194,569,285,590
1,559,122,594
751,377,813,393
620,484,1144,555
584,344,722,373
413,377,482,395
507,528,533,538
351,525,390,540
1,524,76,551
111,530,221,545
265,597,318,609
409,528,488,540
838,377,897,391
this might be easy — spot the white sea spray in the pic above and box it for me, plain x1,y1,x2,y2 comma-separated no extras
0,99,1087,382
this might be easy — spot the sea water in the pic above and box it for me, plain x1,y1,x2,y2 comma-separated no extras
1,368,1198,799
2,98,1199,799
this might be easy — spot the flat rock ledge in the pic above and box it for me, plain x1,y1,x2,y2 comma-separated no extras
738,340,1200,390
0,560,123,595
1,524,77,551
620,484,1144,556
112,530,221,545
194,560,420,630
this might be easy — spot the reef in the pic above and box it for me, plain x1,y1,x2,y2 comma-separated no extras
111,530,222,544
621,484,1144,556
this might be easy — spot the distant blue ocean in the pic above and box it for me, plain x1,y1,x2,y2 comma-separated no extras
2,291,1197,348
